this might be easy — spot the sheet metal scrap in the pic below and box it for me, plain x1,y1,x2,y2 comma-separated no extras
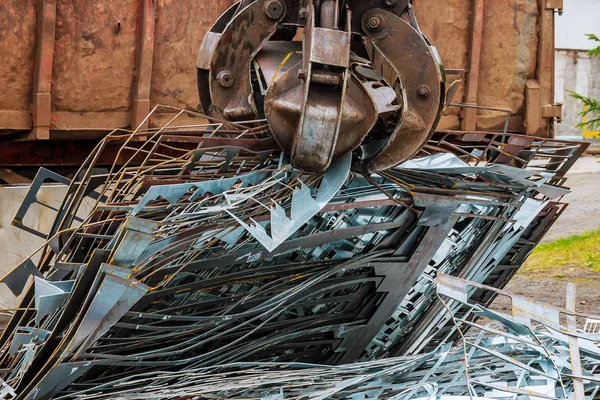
0,106,590,399
45,274,600,400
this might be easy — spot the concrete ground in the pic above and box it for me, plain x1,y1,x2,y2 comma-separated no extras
543,155,600,242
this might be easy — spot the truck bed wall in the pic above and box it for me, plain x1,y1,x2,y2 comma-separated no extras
0,0,556,142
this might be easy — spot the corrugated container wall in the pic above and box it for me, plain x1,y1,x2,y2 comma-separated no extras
0,0,561,165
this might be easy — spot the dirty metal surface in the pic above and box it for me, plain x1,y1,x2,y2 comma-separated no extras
361,7,445,172
413,0,540,132
0,106,590,398
199,0,444,172
0,0,233,136
0,0,554,141
51,0,139,113
0,0,36,131
0,185,96,326
151,1,233,110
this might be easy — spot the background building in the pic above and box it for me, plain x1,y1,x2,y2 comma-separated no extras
555,0,600,140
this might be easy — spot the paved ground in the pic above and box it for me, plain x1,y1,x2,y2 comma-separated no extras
492,155,600,317
543,155,600,242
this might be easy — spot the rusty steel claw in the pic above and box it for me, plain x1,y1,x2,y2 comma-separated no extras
198,0,444,173
202,0,287,121
265,5,378,172
361,9,445,172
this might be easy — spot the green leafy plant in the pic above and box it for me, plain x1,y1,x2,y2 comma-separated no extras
569,34,600,131
586,33,600,57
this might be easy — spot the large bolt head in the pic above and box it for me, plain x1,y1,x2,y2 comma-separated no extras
217,70,235,88
265,0,285,20
417,85,431,99
366,15,384,31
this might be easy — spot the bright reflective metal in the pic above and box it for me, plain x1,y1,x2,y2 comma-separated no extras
0,106,593,399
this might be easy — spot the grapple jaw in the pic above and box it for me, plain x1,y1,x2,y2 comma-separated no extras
198,0,445,173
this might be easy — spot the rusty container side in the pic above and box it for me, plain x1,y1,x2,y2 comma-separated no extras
0,0,232,139
0,0,37,131
51,0,139,131
413,0,470,130
414,0,548,133
0,0,557,146
151,1,231,110
476,0,539,130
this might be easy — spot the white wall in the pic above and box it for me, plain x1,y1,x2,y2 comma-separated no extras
554,1,600,138
555,50,600,138
556,0,600,50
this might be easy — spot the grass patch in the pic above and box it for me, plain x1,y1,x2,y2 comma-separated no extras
521,229,600,278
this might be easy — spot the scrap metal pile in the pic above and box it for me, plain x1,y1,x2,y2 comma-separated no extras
0,106,595,399
0,0,598,398
40,275,600,400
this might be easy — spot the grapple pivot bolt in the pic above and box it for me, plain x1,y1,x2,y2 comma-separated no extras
217,70,234,88
367,15,384,31
417,85,431,99
265,0,284,20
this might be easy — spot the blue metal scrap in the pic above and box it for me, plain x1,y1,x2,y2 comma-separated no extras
0,106,594,399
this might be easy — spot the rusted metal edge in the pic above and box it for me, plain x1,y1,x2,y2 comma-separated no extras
30,0,57,140
525,0,557,138
131,0,157,131
461,0,485,132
